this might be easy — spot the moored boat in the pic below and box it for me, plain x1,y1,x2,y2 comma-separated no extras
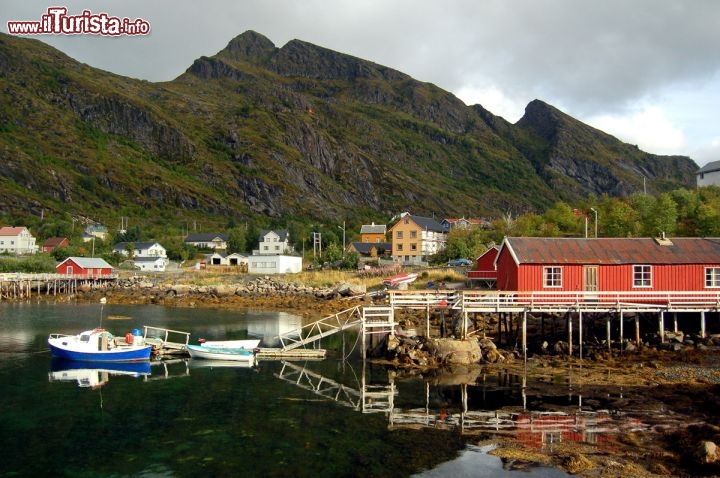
383,272,418,288
197,339,261,349
48,328,153,362
186,344,257,362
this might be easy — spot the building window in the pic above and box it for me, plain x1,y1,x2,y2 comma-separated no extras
410,243,417,251
543,267,562,288
396,231,403,239
633,265,652,287
705,267,720,288
397,244,404,251
410,231,417,239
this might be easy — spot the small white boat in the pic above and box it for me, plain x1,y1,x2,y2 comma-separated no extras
383,272,418,288
48,328,152,362
197,339,260,349
186,344,257,362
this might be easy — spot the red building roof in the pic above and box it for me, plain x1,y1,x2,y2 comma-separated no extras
502,237,720,265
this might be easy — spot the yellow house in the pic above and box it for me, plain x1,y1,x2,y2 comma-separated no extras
359,222,387,243
388,214,447,265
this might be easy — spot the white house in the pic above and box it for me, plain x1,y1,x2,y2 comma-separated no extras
697,160,720,187
248,255,302,274
184,233,228,250
112,241,167,272
0,226,38,255
254,230,293,255
133,256,169,272
113,242,167,258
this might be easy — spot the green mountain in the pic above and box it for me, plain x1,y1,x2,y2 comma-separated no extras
0,30,697,230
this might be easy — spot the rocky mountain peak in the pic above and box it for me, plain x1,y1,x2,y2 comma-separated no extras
216,30,277,63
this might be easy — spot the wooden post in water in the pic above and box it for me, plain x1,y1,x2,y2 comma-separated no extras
659,311,665,343
578,311,583,360
619,310,624,353
522,310,527,364
606,315,611,352
673,312,678,333
568,311,573,357
425,304,430,338
701,311,706,339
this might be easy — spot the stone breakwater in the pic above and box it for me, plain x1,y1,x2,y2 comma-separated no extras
72,275,371,316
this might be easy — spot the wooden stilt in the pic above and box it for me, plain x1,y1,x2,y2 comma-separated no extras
606,316,611,352
635,314,640,347
522,311,527,364
619,310,624,353
659,311,665,343
579,311,583,360
701,311,706,339
568,311,573,357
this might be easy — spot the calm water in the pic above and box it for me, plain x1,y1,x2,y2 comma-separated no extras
0,302,670,477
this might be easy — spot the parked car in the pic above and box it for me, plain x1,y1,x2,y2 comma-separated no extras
447,258,472,267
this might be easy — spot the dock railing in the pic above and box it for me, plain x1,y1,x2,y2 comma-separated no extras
389,290,720,313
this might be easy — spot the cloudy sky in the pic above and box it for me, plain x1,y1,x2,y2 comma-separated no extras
4,0,719,166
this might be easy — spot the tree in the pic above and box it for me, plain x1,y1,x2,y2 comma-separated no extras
227,227,247,254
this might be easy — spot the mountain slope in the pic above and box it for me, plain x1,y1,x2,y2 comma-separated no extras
0,31,698,231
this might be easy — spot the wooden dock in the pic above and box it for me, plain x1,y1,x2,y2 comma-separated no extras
256,347,326,360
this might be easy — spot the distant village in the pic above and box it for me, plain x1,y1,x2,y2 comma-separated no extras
0,213,488,276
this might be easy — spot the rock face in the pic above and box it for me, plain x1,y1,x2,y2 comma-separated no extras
0,31,698,223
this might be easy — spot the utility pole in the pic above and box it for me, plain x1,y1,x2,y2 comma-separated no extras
338,221,346,258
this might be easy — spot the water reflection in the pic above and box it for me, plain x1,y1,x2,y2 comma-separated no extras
0,304,698,476
49,358,151,388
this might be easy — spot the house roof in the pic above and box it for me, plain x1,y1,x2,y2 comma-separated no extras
43,237,67,247
259,229,289,241
113,241,162,251
501,237,720,265
59,257,114,269
0,226,29,236
697,160,720,174
390,215,445,233
184,233,228,242
133,257,166,263
351,242,391,254
360,223,386,234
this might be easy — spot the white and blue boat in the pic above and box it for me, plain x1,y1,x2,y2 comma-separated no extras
186,343,257,362
48,328,153,362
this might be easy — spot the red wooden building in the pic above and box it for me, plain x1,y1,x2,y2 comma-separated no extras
56,257,114,277
42,237,69,253
492,236,720,293
467,246,499,288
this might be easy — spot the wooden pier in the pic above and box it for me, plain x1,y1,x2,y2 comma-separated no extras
0,273,117,301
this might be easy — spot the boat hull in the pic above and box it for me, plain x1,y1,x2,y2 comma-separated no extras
48,341,152,361
198,339,260,349
186,344,256,362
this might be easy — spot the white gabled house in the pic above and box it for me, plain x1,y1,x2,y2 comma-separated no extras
184,233,228,250
133,256,169,272
697,160,720,187
112,241,168,272
0,226,39,255
113,241,167,258
254,230,293,255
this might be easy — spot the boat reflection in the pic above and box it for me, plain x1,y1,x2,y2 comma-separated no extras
48,358,151,388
